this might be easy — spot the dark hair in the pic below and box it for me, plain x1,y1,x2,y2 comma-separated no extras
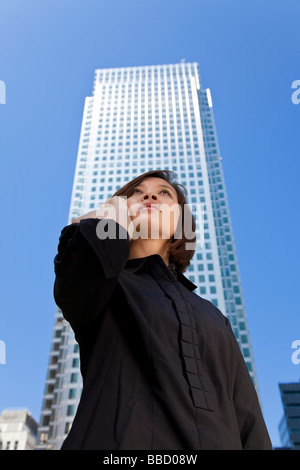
113,170,196,273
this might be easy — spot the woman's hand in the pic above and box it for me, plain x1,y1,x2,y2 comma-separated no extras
72,196,133,240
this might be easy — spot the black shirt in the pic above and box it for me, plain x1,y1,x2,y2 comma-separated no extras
53,218,272,450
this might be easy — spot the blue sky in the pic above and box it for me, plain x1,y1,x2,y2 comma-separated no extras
0,0,299,448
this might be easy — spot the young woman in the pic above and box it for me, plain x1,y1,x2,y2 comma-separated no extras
54,170,272,450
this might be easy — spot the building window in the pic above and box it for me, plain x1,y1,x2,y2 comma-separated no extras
72,358,79,368
70,373,78,383
69,388,77,399
65,422,72,434
67,405,75,417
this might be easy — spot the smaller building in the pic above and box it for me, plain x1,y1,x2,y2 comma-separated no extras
278,379,300,449
0,409,38,450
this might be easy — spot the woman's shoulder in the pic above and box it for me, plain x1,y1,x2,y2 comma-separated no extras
189,291,230,329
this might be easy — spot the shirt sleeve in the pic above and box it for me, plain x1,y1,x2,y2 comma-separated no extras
53,218,130,334
226,320,273,450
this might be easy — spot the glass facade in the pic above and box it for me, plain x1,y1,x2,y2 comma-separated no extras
37,62,259,449
278,381,300,449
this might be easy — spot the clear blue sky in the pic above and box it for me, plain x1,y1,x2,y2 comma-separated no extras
0,0,299,448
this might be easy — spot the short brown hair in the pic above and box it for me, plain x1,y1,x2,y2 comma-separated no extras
113,170,196,273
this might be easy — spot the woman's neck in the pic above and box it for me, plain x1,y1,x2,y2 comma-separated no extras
128,239,170,266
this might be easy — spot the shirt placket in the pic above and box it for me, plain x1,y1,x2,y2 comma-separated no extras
148,261,214,412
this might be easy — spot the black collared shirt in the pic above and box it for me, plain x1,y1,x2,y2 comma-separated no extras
53,218,272,450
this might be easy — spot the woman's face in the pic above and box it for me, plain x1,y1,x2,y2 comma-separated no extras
126,177,181,240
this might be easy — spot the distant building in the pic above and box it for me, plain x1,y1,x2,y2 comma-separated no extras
278,379,300,449
0,409,38,450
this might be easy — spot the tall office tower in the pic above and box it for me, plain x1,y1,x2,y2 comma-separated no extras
278,380,300,449
37,62,259,449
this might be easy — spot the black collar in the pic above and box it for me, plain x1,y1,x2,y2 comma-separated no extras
124,254,197,292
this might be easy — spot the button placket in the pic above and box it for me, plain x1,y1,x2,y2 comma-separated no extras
148,260,213,411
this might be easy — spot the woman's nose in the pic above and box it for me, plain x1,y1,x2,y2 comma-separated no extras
142,193,158,201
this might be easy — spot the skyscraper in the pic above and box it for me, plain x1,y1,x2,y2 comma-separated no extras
37,62,259,449
278,380,300,449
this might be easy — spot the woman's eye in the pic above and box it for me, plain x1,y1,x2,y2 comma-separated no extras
161,190,171,196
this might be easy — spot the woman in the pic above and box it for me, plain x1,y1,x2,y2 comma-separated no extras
54,170,272,450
